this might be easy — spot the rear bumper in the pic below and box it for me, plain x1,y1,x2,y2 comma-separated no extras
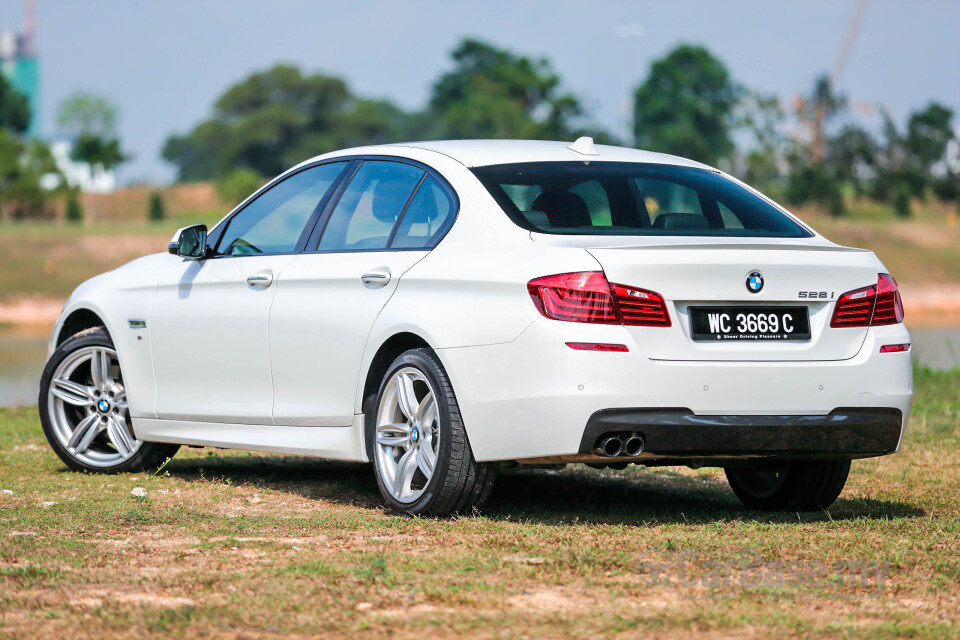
437,318,913,462
580,408,903,459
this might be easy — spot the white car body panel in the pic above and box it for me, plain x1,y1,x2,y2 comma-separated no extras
152,254,297,424
134,416,365,460
47,140,913,465
269,250,429,426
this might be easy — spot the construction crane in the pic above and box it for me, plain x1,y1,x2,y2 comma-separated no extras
796,0,871,161
831,0,870,88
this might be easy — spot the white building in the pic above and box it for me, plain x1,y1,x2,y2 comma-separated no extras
46,139,117,193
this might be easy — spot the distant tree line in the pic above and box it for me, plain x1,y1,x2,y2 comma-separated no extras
163,39,959,218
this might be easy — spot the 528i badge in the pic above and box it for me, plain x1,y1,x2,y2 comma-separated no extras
689,306,811,341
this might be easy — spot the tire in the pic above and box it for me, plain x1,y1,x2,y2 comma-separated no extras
39,326,179,474
366,348,495,516
724,459,851,511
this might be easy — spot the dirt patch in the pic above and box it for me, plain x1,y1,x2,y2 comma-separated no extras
0,295,62,327
69,591,196,609
900,284,960,327
509,587,591,612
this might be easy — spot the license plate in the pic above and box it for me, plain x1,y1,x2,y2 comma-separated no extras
690,307,810,341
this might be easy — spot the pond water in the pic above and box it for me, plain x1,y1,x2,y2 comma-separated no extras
0,329,49,408
1,325,958,408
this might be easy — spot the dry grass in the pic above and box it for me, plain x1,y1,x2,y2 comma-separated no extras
1,368,958,638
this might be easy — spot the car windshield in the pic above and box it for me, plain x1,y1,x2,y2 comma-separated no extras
472,161,811,238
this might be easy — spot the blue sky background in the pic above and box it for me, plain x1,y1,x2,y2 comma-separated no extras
1,0,957,184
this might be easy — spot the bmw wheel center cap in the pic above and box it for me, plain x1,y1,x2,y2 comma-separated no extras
746,271,764,293
97,398,110,413
411,426,420,445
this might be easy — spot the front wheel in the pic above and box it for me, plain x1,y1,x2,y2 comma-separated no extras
39,327,179,474
367,348,495,516
724,459,851,511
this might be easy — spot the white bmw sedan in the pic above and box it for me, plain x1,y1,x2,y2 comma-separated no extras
39,138,912,516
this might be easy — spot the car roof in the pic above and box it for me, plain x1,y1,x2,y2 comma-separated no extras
327,139,713,170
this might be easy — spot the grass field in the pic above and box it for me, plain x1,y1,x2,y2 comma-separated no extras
1,367,958,638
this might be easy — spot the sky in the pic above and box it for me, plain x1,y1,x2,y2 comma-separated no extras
1,0,958,184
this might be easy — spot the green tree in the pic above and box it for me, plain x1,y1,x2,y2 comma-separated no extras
148,190,165,222
905,102,955,169
215,168,263,206
733,92,787,196
828,124,878,197
0,73,30,134
0,131,65,220
163,65,406,180
56,92,128,221
56,93,127,172
870,102,956,217
632,45,740,165
427,39,609,141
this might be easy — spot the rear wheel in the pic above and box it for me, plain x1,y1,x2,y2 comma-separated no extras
39,327,179,474
367,348,495,516
724,459,850,511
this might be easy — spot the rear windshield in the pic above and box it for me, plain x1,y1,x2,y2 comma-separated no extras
472,162,811,238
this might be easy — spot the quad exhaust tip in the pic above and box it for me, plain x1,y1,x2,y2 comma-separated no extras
595,434,644,457
599,436,623,457
623,435,644,457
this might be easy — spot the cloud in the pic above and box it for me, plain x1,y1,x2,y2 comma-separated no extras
614,23,646,39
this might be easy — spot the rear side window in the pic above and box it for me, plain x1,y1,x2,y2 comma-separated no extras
472,162,810,238
318,161,424,251
216,162,346,256
391,175,455,249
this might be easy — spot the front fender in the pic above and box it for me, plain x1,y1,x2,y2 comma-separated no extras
48,253,177,419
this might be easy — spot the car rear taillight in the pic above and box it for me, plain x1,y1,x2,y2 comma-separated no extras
612,284,671,327
527,272,619,324
872,274,904,325
527,272,670,327
830,274,904,328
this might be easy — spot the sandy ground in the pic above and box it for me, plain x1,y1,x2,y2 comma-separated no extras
3,285,958,329
0,296,63,329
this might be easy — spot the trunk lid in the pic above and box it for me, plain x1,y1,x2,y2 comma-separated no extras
582,240,878,361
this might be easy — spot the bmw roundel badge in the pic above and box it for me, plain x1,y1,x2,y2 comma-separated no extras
746,271,764,293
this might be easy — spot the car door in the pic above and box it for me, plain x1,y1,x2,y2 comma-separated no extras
270,159,457,426
151,161,349,424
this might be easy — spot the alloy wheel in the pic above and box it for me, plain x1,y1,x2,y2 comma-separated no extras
374,367,440,504
45,346,142,468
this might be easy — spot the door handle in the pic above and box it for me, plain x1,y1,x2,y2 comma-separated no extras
360,271,391,287
246,273,273,288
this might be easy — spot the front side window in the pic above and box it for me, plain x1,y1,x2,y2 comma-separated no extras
317,161,424,251
215,162,346,256
472,162,811,238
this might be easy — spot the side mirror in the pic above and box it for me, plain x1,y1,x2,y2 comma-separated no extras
168,224,208,259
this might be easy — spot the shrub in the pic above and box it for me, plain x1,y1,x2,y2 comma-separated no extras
891,184,912,218
65,191,83,223
148,190,165,222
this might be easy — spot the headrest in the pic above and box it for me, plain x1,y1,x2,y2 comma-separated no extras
652,213,709,231
372,177,412,223
530,190,591,228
